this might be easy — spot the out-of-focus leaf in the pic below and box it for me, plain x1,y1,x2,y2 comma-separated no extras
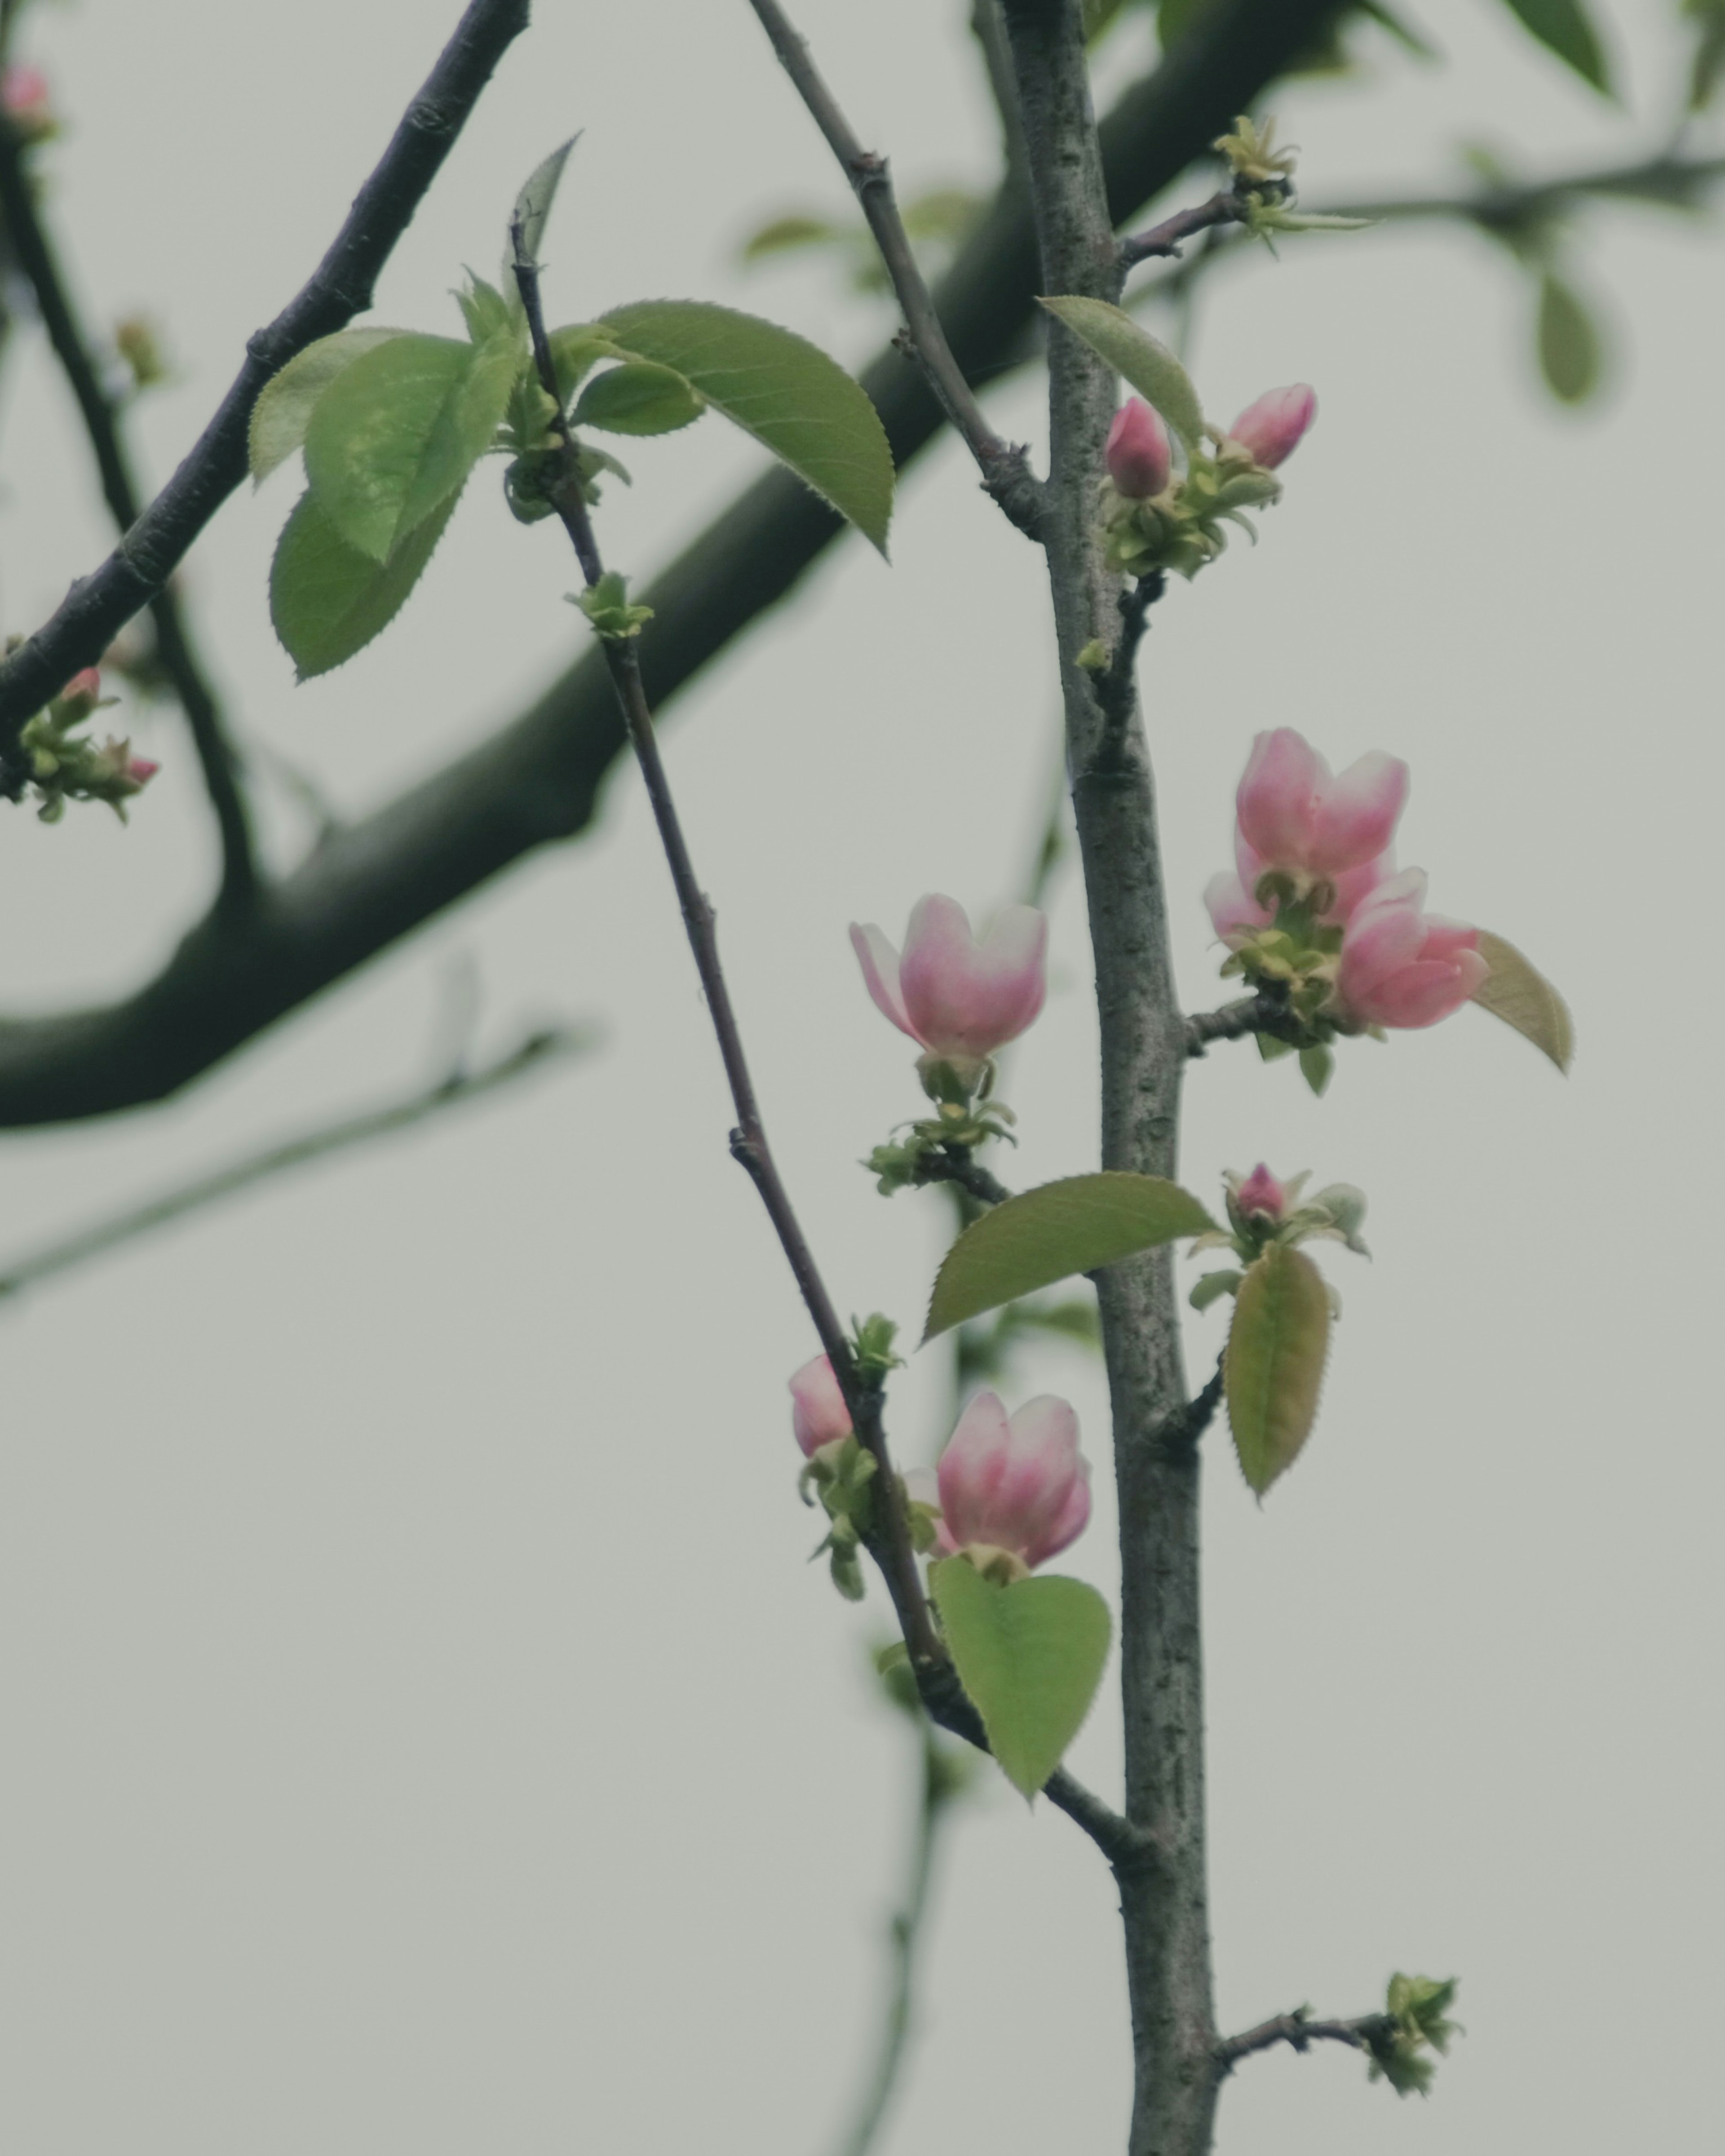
1535,270,1603,402
740,214,847,262
1498,0,1612,93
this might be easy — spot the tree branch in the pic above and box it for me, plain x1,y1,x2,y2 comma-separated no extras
917,1145,1013,1206
0,113,256,903
0,0,530,783
1214,2007,1393,2074
1119,186,1251,264
745,0,1044,536
0,1027,587,1305
0,0,1345,1129
1183,987,1303,1055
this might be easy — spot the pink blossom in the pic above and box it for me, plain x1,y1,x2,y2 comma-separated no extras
788,1354,852,1457
125,756,159,789
1,64,53,138
1336,871,1489,1030
1226,384,1317,470
850,895,1047,1069
1234,727,1408,882
1106,397,1172,499
1234,1164,1287,1220
935,1392,1091,1569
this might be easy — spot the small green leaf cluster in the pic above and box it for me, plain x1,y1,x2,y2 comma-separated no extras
250,146,894,678
864,1057,1017,1196
1366,1974,1460,2096
571,571,653,643
800,1434,880,1602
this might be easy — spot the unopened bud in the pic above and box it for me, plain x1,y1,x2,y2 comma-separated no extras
1225,385,1317,471
1105,397,1172,500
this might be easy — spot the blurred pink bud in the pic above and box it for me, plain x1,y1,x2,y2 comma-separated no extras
57,668,102,721
1234,728,1408,881
1336,871,1488,1029
125,756,159,789
935,1392,1091,1570
1106,397,1172,499
789,1354,852,1457
1226,384,1316,470
1234,1164,1287,1220
850,895,1047,1067
2,64,53,141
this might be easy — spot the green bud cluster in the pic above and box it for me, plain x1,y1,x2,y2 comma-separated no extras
1365,1974,1460,2097
1189,1172,1368,1315
1100,440,1284,582
18,679,152,826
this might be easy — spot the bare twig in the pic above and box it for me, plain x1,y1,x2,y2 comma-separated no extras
1184,987,1304,1055
0,1029,587,1305
1119,185,1250,264
969,0,1029,176
508,223,943,1666
0,115,256,902
0,0,531,782
1214,2007,1393,2074
745,0,1045,537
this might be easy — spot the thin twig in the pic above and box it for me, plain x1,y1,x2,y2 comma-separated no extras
969,0,1029,176
1119,186,1250,265
0,1029,586,1304
828,1721,958,2156
1214,2007,1393,2074
745,0,1045,538
1183,988,1304,1056
0,115,256,901
0,0,531,781
1150,1362,1224,1454
508,226,942,1665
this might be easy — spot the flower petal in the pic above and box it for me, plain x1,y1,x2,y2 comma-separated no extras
849,921,918,1040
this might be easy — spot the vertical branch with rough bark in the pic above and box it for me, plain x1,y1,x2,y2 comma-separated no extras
997,5,1217,2152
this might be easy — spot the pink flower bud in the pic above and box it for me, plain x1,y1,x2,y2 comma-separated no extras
125,756,159,789
1336,871,1489,1030
788,1354,852,1457
1234,728,1408,882
935,1391,1092,1570
850,895,1047,1070
1234,1164,1287,1220
1,64,54,142
1226,384,1316,470
1105,397,1172,499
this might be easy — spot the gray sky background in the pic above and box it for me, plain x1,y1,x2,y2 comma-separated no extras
0,2,1716,2151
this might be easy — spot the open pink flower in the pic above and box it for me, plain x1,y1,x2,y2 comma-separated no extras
1336,871,1488,1029
1226,385,1317,470
788,1354,852,1457
1236,728,1408,879
934,1392,1091,1570
850,895,1047,1069
1106,397,1172,499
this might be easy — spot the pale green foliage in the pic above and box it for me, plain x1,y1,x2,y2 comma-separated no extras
1470,930,1574,1070
512,137,578,271
1368,1974,1461,2095
269,486,464,680
597,300,895,553
924,1172,1215,1340
1039,297,1205,448
1224,1243,1330,1496
929,1559,1111,1798
571,359,704,436
247,328,407,484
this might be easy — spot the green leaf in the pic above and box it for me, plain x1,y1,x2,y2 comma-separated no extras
1535,271,1603,402
740,213,846,261
1470,929,1574,1071
573,359,705,436
929,1558,1111,1798
1498,0,1612,92
512,136,579,267
1225,1243,1330,1496
269,483,462,680
925,1172,1216,1341
304,330,520,563
248,328,408,484
456,274,516,345
1190,1269,1243,1313
1299,1043,1334,1096
1037,296,1206,449
598,299,894,553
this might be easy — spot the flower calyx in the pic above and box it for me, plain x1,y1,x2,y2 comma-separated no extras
17,666,158,824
